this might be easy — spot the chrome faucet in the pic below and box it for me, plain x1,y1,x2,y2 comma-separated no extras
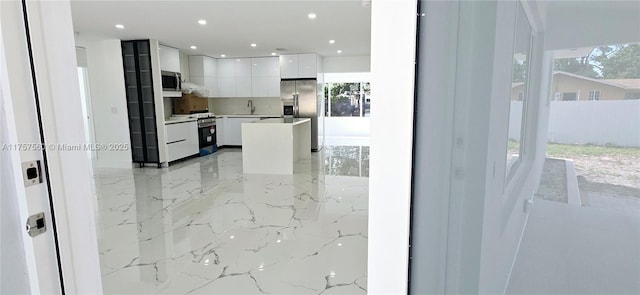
247,99,255,115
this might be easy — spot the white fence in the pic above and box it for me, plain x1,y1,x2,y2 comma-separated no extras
510,100,640,147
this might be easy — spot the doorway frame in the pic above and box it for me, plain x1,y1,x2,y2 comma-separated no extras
16,1,103,293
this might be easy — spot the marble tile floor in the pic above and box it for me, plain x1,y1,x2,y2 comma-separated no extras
92,146,369,294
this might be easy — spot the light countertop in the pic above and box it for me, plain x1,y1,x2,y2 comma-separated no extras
164,117,197,125
245,118,311,125
217,114,280,118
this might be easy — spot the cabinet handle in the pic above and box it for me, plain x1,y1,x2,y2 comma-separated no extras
167,139,186,145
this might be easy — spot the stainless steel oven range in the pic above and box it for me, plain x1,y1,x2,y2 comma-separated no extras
197,117,217,156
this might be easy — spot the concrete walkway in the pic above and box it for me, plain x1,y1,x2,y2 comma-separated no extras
507,199,640,295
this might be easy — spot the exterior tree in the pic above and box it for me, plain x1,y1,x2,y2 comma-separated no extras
512,59,527,83
553,44,640,79
554,56,600,78
599,44,640,78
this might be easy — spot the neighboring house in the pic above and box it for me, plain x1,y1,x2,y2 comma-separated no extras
512,71,640,101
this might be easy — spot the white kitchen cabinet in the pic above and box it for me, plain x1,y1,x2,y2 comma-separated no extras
189,56,205,76
203,56,217,77
297,54,317,78
216,117,225,147
159,45,180,73
218,77,236,97
236,77,252,97
279,54,317,79
267,76,280,97
251,57,280,97
234,58,251,78
280,55,299,79
165,121,199,162
267,57,280,77
251,77,269,97
189,55,218,97
226,117,259,146
215,58,252,97
217,59,235,78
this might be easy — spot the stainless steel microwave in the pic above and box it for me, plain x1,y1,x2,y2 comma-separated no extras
161,71,181,91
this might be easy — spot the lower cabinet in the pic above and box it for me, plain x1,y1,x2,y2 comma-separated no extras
216,118,225,147
216,116,280,147
165,121,199,162
226,117,259,146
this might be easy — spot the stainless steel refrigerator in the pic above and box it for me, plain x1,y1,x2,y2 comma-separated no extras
280,79,324,151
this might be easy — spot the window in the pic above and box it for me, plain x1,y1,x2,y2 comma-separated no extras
562,92,577,101
324,81,371,117
506,2,532,182
588,90,600,100
625,92,640,100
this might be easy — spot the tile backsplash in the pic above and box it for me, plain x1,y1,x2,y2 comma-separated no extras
209,97,281,115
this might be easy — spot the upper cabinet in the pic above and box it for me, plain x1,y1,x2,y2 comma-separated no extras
216,58,252,97
251,57,280,97
159,45,180,73
189,55,218,97
280,55,299,79
279,54,318,79
298,54,317,78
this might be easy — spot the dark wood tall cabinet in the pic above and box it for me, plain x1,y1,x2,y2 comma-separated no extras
121,40,160,165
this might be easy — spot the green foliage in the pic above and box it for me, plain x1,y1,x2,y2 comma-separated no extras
600,44,640,79
553,44,640,79
512,60,527,83
554,57,600,78
546,142,640,158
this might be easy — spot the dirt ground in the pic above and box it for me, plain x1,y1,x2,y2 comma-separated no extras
546,143,640,191
565,154,640,190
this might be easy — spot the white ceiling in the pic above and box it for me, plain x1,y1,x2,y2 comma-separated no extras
70,0,372,58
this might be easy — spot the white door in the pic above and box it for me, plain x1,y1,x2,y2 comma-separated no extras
0,1,62,293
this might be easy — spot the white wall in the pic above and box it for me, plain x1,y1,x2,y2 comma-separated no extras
321,117,370,138
547,100,640,147
77,39,132,168
323,55,370,73
368,0,417,293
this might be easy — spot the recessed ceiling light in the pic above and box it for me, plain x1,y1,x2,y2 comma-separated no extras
115,24,125,29
221,54,226,57
337,50,342,54
236,59,241,62
250,43,257,47
329,40,336,44
271,52,277,56
190,45,197,50
308,13,317,19
198,19,207,25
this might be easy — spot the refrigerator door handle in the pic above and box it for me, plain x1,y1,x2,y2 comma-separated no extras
294,94,299,117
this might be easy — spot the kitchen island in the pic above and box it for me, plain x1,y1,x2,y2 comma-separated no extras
241,118,311,174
